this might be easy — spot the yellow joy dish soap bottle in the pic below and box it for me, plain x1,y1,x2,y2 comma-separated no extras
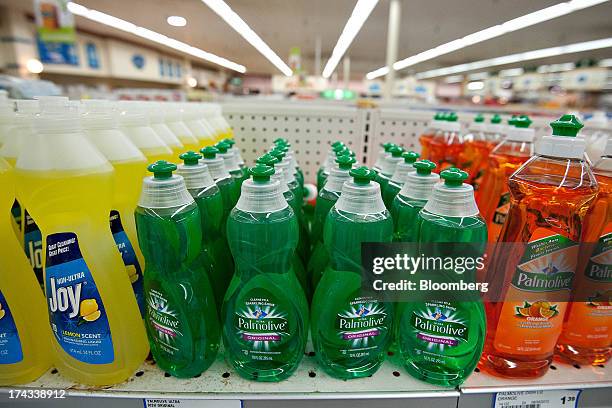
165,104,200,153
0,157,52,385
15,96,148,385
81,100,148,315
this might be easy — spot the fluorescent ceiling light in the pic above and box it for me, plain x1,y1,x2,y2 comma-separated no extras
415,38,612,79
367,0,609,79
499,68,524,77
66,2,245,73
322,0,379,79
467,81,485,91
167,16,187,27
201,0,292,76
537,62,576,73
366,66,389,80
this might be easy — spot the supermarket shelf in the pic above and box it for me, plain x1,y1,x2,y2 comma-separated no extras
461,359,612,394
3,350,458,401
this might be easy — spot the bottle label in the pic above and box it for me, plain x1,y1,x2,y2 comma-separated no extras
494,228,577,356
46,232,114,364
562,223,612,347
23,211,44,288
110,210,144,315
10,199,21,232
146,288,185,358
233,291,290,361
408,301,470,364
0,290,23,364
335,296,390,359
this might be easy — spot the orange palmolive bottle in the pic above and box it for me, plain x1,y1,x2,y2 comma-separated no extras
428,112,463,171
419,112,444,161
483,115,598,378
556,138,612,365
479,115,535,243
461,114,491,190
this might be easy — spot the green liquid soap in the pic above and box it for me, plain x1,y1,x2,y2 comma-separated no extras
201,147,237,236
311,167,394,379
136,161,220,378
375,144,403,195
223,164,308,382
383,151,419,210
177,151,234,309
391,160,438,242
308,154,355,291
397,168,487,387
317,141,346,192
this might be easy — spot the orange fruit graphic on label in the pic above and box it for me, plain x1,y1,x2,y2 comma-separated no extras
529,301,550,317
539,307,556,318
517,307,531,317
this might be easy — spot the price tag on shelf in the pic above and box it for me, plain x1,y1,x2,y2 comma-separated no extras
494,390,581,408
144,399,242,408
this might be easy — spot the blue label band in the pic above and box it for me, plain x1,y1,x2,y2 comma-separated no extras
0,290,23,364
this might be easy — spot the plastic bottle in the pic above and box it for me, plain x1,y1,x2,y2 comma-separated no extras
119,102,173,164
165,104,200,153
136,161,220,378
216,141,244,197
15,96,148,385
429,112,463,170
145,102,185,157
308,155,355,291
390,160,439,242
275,138,304,190
224,138,247,180
398,168,487,387
484,115,598,378
556,137,612,365
373,142,394,172
0,100,38,241
383,151,420,210
223,164,308,382
201,146,238,229
81,100,148,315
419,113,444,161
311,167,393,379
460,114,495,190
478,115,535,243
484,114,506,146
0,158,52,385
177,151,233,309
376,145,404,196
583,111,610,164
0,90,14,148
317,141,345,192
183,104,216,148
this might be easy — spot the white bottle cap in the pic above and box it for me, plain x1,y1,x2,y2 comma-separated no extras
235,165,288,213
335,167,387,215
424,169,479,217
201,147,231,180
398,161,439,201
536,115,586,160
176,152,215,190
138,162,194,209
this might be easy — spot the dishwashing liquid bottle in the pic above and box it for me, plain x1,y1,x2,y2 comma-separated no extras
383,151,420,210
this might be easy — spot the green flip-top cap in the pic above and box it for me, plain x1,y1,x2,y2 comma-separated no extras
384,143,396,152
350,166,376,185
249,163,275,183
331,140,344,149
389,145,404,157
332,143,346,153
491,114,502,124
434,112,442,120
201,146,219,159
474,114,484,123
513,115,532,128
270,148,286,160
440,167,468,187
148,160,177,180
223,138,236,146
550,114,583,137
413,160,436,175
446,112,458,122
216,142,230,153
179,151,202,166
256,153,279,167
336,154,356,170
507,115,518,126
274,137,289,145
403,151,420,164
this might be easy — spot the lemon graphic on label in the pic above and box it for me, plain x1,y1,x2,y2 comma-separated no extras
0,303,5,320
126,265,139,284
80,299,101,322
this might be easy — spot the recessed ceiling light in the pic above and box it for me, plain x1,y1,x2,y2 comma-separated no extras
167,16,187,27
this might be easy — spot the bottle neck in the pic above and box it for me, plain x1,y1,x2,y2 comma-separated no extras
138,175,194,209
335,180,386,215
423,182,479,217
202,157,230,180
391,162,416,183
236,179,288,213
398,172,440,201
324,167,351,193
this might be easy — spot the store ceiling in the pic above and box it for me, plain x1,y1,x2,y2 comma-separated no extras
2,0,612,78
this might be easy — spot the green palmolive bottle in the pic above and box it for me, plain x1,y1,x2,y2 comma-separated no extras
176,151,234,309
376,145,404,196
308,154,355,291
311,167,394,379
136,161,220,378
216,142,243,199
274,138,304,191
373,142,394,172
257,154,308,296
391,160,439,242
317,141,345,192
223,138,248,181
383,151,420,210
270,147,310,263
397,168,487,387
223,164,308,382
200,146,237,236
